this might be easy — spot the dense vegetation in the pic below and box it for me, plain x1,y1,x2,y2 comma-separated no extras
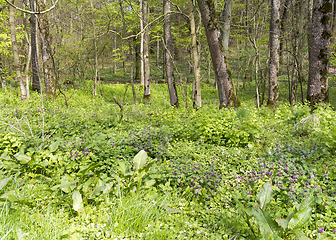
1,79,336,239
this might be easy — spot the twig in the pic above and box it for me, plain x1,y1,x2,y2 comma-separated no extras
0,121,25,136
5,0,59,14
113,97,123,115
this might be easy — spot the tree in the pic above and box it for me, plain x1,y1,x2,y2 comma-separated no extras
143,0,150,99
267,0,280,108
221,0,233,51
197,0,240,108
9,4,27,100
38,0,56,100
307,0,333,106
163,0,179,107
189,0,201,109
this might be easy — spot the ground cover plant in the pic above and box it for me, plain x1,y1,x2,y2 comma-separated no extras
0,81,336,239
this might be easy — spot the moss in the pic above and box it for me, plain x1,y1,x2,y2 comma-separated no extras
318,48,329,65
320,2,333,14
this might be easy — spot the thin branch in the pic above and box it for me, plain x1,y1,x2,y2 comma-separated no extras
4,0,59,14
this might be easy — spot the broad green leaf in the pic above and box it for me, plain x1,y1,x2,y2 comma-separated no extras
317,233,331,240
49,140,60,152
251,209,281,236
117,161,126,175
232,195,249,216
288,207,312,230
144,179,156,188
133,150,147,171
298,197,315,211
14,153,31,164
103,182,113,194
275,218,288,229
0,178,10,191
291,229,310,240
256,182,273,210
72,190,83,212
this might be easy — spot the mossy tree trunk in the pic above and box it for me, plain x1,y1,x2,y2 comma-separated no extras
9,4,27,101
29,0,41,93
267,0,280,108
163,0,179,107
307,0,332,106
38,0,56,100
221,0,233,52
197,0,240,109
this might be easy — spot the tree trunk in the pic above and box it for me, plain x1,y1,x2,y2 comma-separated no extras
29,0,41,93
279,0,290,60
221,0,233,51
113,35,117,75
267,0,280,108
9,5,27,101
0,60,5,90
23,14,31,99
163,0,179,107
307,0,332,105
140,0,145,86
38,0,56,100
143,0,150,99
90,0,98,96
189,0,201,109
197,0,240,108
156,38,160,66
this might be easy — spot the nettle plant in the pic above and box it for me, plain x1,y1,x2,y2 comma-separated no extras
233,182,325,239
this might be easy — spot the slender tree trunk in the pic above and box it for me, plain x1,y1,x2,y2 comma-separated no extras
23,13,31,99
280,0,290,61
119,0,137,105
38,0,56,100
29,0,41,92
90,0,98,96
164,0,179,107
143,0,150,99
307,0,332,105
221,0,233,51
189,0,201,109
140,0,145,86
197,0,240,108
156,38,160,66
0,60,5,90
267,0,280,108
113,35,117,75
9,5,27,101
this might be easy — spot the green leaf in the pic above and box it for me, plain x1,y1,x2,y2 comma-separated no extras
14,153,31,164
51,179,78,193
133,150,147,171
117,161,126,175
72,190,83,212
256,182,273,210
0,178,10,191
317,233,331,240
275,218,288,229
298,197,315,211
291,229,310,240
287,207,312,230
251,208,281,237
49,140,60,152
144,179,156,188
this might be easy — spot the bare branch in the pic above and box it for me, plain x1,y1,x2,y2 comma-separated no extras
4,0,59,14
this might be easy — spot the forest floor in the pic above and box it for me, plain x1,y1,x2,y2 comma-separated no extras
0,79,336,239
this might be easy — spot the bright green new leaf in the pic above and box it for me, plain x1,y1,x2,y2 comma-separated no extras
133,150,147,171
298,197,315,211
288,207,312,230
256,181,272,210
291,229,310,240
49,140,60,152
72,190,83,212
251,208,281,236
0,178,10,191
144,179,155,188
275,218,288,229
14,153,31,164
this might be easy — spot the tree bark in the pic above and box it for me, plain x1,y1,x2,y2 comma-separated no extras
113,35,117,75
279,0,290,60
140,0,145,86
24,14,31,99
267,0,280,108
189,0,201,109
197,0,240,108
163,0,179,107
38,0,56,100
143,0,150,99
9,5,27,101
90,0,98,96
221,0,233,51
307,0,332,105
29,0,41,92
